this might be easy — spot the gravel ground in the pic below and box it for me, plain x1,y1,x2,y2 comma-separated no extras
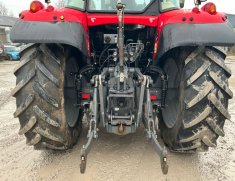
0,59,234,181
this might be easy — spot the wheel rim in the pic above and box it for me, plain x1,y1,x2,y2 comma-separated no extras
64,57,80,127
161,58,181,129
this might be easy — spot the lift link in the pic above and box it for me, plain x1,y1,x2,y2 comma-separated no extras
144,76,169,175
98,75,106,127
80,76,99,174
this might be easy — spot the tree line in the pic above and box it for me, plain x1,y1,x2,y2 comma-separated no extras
0,2,14,17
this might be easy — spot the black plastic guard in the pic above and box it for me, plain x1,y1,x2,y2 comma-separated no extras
10,20,87,56
157,22,235,59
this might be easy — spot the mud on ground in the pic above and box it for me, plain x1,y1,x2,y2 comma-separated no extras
0,59,234,181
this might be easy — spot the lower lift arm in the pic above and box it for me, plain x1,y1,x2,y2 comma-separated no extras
144,75,168,175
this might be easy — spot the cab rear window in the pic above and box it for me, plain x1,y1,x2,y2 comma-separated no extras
65,0,85,10
160,0,180,11
88,0,154,12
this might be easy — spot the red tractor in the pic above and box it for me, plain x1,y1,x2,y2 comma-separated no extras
11,0,235,174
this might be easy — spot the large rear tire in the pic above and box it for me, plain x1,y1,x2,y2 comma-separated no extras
160,46,233,152
12,44,83,150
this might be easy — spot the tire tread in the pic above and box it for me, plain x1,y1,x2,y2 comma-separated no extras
14,44,81,150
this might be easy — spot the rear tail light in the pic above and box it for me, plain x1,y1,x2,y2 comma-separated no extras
151,95,157,102
82,94,90,100
30,1,44,13
201,3,216,15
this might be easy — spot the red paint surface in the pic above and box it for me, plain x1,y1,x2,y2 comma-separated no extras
19,7,228,59
20,8,226,26
87,14,158,27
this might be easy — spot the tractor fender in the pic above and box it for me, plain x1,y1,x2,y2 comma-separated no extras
157,22,235,60
10,20,88,56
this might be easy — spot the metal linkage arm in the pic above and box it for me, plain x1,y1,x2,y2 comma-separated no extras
144,76,169,175
151,133,168,174
80,76,99,174
136,75,147,126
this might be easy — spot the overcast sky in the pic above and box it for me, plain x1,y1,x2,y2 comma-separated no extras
0,0,234,17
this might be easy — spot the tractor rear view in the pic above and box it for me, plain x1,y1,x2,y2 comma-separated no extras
10,0,235,174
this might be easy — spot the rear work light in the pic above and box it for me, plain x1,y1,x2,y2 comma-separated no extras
30,1,44,13
201,2,217,15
